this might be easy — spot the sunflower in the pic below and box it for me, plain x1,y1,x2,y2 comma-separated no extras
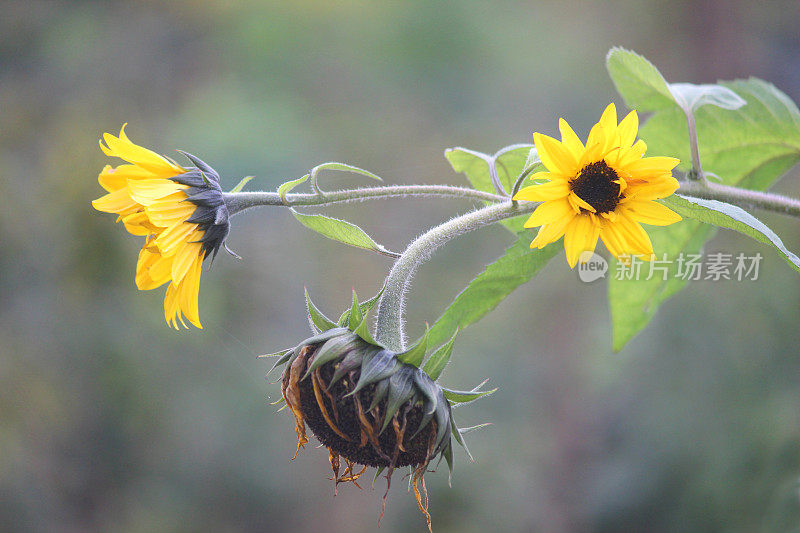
513,103,682,267
92,125,230,329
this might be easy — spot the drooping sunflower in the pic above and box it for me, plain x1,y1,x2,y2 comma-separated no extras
92,125,230,329
513,103,682,267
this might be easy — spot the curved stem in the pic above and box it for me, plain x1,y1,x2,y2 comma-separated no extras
678,179,800,218
374,201,536,351
223,185,505,215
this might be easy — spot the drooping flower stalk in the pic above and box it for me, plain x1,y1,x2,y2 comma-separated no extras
374,201,536,351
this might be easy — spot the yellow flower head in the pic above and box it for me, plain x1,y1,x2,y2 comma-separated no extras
513,103,682,267
92,125,230,329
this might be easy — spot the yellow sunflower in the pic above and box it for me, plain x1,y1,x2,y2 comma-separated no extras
92,125,230,329
513,103,682,267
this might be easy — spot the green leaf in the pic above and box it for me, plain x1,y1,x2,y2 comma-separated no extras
663,194,800,272
310,162,382,185
277,174,309,202
640,78,800,191
422,328,458,381
396,325,429,368
445,144,533,196
229,175,255,193
606,47,676,111
305,287,337,332
445,144,533,233
608,220,716,351
291,209,397,256
428,233,560,348
607,51,800,350
669,83,746,113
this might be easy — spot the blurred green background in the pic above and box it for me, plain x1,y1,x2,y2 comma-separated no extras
2,1,800,531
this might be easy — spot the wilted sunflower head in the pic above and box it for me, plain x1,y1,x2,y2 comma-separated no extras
513,103,683,267
267,290,493,530
92,125,231,328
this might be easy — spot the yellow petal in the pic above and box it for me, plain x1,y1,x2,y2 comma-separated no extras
136,247,172,290
599,220,629,259
621,199,682,226
163,283,186,329
102,125,184,176
616,110,638,148
625,176,680,200
144,193,195,227
531,211,575,248
171,241,203,284
558,118,585,157
178,254,204,328
534,132,578,176
98,165,127,192
92,188,139,214
568,192,596,213
625,156,680,176
127,179,185,205
155,222,198,257
513,179,570,202
523,198,573,228
615,215,654,256
563,214,600,268
122,211,159,236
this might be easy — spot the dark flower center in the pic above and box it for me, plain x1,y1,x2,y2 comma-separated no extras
570,160,621,214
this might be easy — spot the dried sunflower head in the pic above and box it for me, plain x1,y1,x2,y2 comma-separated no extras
266,289,493,531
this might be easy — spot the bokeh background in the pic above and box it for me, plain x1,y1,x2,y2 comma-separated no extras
2,1,800,531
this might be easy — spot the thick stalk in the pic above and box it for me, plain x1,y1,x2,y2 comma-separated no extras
374,201,536,351
223,185,505,215
678,180,800,218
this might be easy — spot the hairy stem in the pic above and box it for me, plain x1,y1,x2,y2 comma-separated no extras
223,185,505,215
678,179,800,218
374,201,536,351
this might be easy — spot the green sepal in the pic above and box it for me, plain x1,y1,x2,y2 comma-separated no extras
329,347,370,388
337,283,385,327
278,174,309,203
443,380,497,404
264,349,294,376
432,394,452,454
229,175,255,193
367,378,390,412
347,290,362,330
352,313,379,346
264,350,294,377
349,350,399,395
450,419,474,462
410,370,439,438
258,348,292,359
300,327,350,347
305,287,337,332
372,466,386,488
380,369,416,434
443,442,454,483
396,324,429,367
303,334,362,379
422,327,458,381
